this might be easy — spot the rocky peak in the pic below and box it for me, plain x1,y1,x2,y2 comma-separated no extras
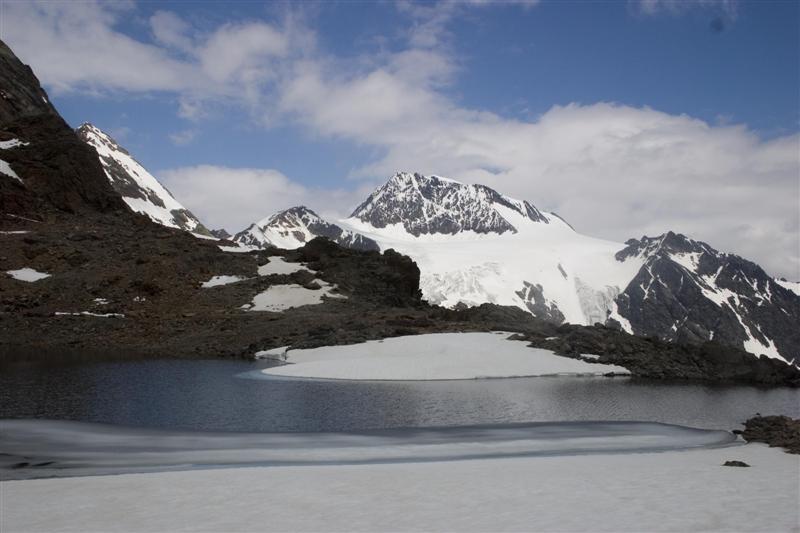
76,123,130,157
235,206,379,252
0,40,59,125
75,122,209,234
616,231,717,263
350,172,551,236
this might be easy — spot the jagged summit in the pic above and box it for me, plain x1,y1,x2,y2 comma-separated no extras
349,172,553,236
76,123,210,235
234,205,378,251
616,231,720,262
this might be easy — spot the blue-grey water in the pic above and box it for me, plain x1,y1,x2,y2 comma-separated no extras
1,359,797,432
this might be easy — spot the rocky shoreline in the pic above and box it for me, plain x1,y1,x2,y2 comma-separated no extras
736,416,800,454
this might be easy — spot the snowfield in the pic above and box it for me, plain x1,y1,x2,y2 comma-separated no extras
200,275,247,288
775,278,800,296
2,443,796,532
54,311,125,318
339,207,643,329
0,158,22,182
259,332,630,380
243,281,345,312
257,256,313,276
6,268,50,282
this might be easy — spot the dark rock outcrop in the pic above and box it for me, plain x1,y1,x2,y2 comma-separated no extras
0,40,125,216
737,416,800,454
614,232,800,365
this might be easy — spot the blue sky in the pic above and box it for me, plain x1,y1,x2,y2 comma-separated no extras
2,0,799,276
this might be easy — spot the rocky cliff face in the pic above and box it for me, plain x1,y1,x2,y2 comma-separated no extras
0,40,125,217
614,232,800,365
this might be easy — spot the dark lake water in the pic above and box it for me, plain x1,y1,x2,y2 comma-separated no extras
1,359,797,432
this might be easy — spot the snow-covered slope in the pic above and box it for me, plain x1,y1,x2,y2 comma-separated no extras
234,206,378,251
340,173,642,328
77,124,210,235
775,278,800,296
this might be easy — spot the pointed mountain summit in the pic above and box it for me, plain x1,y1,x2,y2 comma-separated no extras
234,206,378,251
76,123,210,235
350,172,552,236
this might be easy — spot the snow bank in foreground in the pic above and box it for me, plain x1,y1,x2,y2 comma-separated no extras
200,275,247,288
243,282,345,312
257,256,313,276
2,444,796,532
6,268,50,282
261,332,630,380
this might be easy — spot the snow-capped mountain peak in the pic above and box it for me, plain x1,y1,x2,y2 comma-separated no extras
234,206,378,251
77,123,210,235
349,172,552,236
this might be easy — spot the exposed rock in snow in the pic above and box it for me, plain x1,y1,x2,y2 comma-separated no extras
235,206,378,251
6,267,50,281
76,123,210,235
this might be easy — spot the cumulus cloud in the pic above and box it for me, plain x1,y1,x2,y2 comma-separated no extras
168,129,197,146
159,165,371,232
3,0,797,277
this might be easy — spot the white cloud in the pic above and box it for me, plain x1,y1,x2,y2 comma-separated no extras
159,165,370,232
168,129,197,146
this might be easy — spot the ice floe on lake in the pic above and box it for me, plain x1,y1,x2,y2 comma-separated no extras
260,332,630,381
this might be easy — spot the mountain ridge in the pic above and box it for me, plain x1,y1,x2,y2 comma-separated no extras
76,123,211,235
237,173,799,365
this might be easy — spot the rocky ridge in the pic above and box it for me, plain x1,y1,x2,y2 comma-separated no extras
234,206,378,251
76,123,211,235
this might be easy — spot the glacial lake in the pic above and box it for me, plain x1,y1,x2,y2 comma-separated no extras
1,359,797,432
